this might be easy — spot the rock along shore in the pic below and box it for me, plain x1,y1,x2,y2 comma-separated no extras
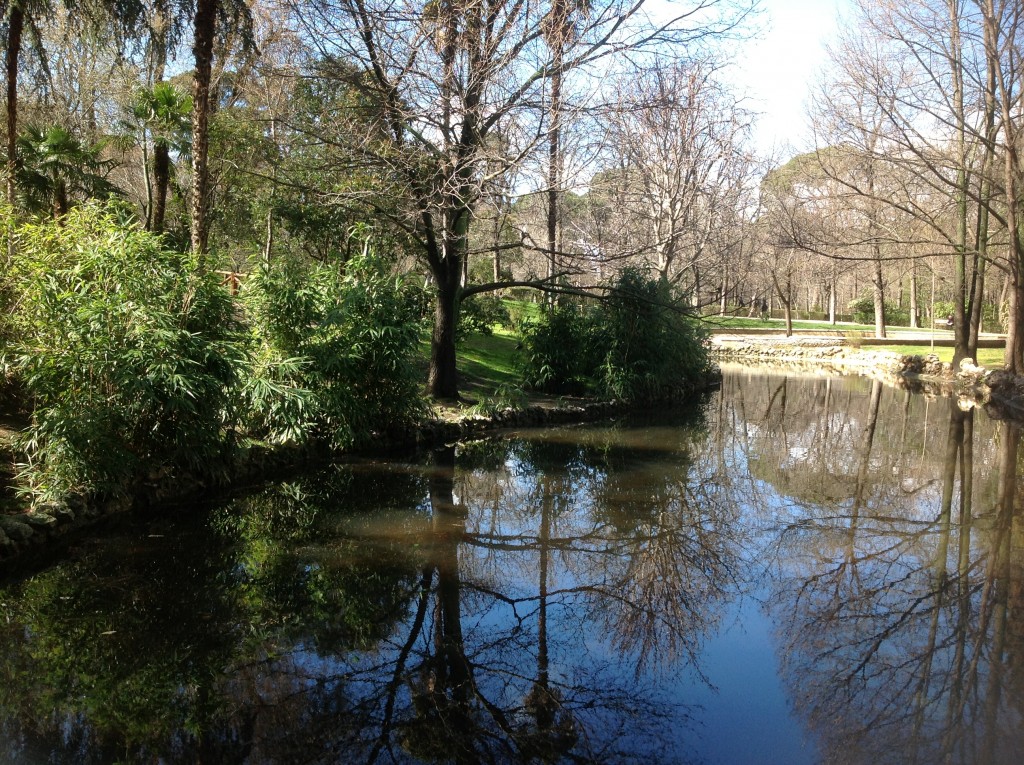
710,335,1024,419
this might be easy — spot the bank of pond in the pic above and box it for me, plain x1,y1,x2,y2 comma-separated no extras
0,365,1022,764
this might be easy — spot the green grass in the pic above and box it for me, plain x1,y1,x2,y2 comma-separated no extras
876,345,1006,368
503,298,543,327
458,328,520,387
415,327,522,402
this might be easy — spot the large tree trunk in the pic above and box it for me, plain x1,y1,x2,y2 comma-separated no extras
5,6,24,207
428,263,462,401
191,0,217,263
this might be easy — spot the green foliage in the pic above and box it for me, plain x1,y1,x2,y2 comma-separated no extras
131,82,193,151
520,301,602,395
240,253,426,449
465,382,529,416
458,292,511,337
931,300,955,324
848,295,909,326
6,202,240,501
520,269,710,402
929,300,1002,332
598,269,712,401
847,296,875,324
15,125,119,217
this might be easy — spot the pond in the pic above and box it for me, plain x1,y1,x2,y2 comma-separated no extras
1,365,1022,764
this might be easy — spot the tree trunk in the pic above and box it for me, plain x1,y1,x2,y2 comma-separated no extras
546,50,562,298
492,210,502,282
191,0,217,264
5,6,24,207
54,182,68,218
546,129,559,286
429,267,461,401
909,265,919,328
152,142,170,232
872,258,886,339
1007,276,1024,373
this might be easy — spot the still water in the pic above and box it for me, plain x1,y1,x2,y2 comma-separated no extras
1,365,1022,764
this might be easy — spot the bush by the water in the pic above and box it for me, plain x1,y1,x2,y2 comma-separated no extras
240,253,425,449
6,203,240,500
520,269,710,401
2,204,427,502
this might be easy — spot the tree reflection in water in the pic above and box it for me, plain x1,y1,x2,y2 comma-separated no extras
0,408,735,764
728,368,1024,765
2,368,1022,764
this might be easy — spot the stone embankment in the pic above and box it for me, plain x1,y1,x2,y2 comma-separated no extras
710,335,1016,412
0,399,633,571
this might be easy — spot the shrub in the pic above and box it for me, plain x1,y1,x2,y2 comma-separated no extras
931,300,1002,332
458,292,510,337
519,269,710,402
240,253,425,449
848,295,909,326
7,202,240,501
598,268,710,401
519,301,602,395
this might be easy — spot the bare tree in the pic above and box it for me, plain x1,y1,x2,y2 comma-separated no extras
601,57,756,300
287,0,753,400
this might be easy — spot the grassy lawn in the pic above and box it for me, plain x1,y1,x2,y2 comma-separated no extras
416,327,522,402
876,345,1006,368
458,328,521,390
439,305,1009,403
503,298,542,326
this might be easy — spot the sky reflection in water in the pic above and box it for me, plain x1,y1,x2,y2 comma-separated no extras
1,366,1022,764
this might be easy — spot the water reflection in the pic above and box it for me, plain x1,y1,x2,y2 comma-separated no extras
728,371,1023,765
0,368,1022,764
0,409,734,764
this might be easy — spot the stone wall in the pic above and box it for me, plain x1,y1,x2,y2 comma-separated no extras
710,340,997,406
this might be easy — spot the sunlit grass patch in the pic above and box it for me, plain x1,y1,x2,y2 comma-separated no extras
877,345,1005,368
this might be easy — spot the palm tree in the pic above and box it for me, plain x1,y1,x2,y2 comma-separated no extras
2,0,143,205
132,82,192,232
189,0,252,264
15,124,117,217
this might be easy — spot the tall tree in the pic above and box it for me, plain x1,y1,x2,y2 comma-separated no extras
603,57,755,294
190,0,216,260
292,0,752,400
2,0,143,206
187,0,253,262
542,0,589,296
131,82,192,232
